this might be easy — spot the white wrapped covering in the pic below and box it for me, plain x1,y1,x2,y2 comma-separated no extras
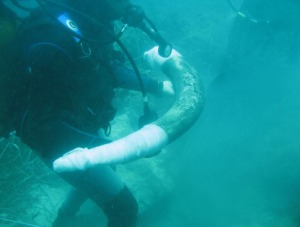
53,124,168,172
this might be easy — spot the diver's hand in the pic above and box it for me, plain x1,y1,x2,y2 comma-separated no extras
143,46,182,70
162,81,175,96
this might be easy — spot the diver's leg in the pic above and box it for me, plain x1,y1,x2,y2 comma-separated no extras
58,188,88,216
102,185,138,227
60,165,138,227
52,188,88,227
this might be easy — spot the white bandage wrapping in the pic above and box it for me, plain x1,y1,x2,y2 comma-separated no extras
53,124,168,172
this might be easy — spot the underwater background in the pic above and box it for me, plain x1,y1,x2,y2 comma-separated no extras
1,0,300,226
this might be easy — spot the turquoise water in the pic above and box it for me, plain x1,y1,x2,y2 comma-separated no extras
142,1,300,227
138,0,300,226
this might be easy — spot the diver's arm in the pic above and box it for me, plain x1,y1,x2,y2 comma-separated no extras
111,61,174,96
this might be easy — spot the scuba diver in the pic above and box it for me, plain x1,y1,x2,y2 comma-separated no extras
2,0,164,226
1,0,204,226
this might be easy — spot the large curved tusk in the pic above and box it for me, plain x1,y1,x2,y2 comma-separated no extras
53,56,204,172
155,56,204,142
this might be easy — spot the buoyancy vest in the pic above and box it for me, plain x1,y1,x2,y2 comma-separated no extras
20,10,117,135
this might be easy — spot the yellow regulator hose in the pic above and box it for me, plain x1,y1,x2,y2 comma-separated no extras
53,47,204,172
